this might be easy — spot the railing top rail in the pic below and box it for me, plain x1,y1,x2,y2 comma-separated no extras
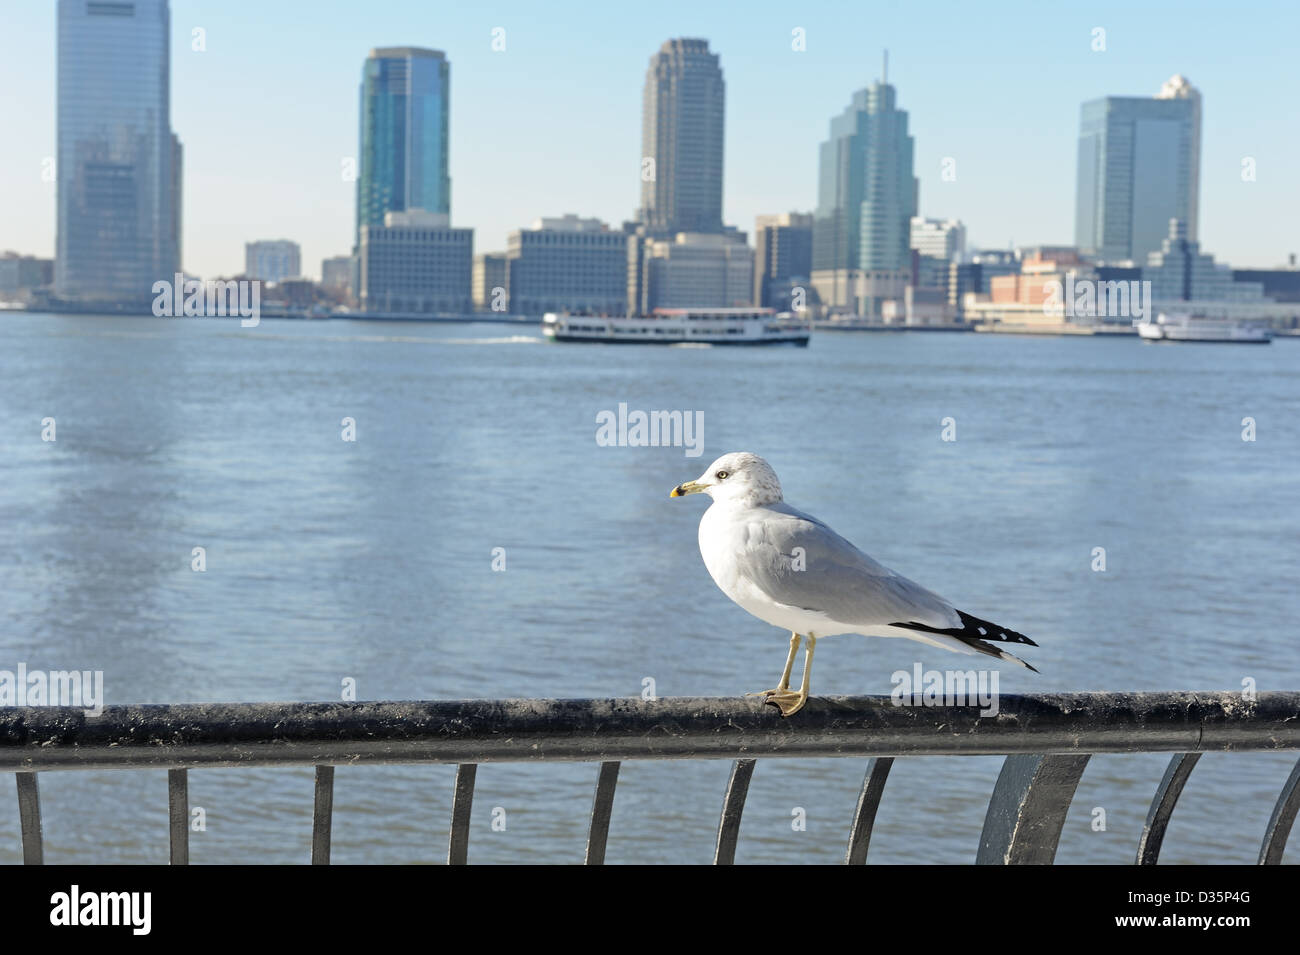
2,691,1298,772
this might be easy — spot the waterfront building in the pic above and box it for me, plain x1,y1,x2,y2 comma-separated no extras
1145,219,1268,304
988,249,1091,306
1075,75,1201,264
263,278,327,310
56,0,181,303
472,253,508,311
638,232,753,311
505,216,627,316
910,217,966,261
947,251,1019,319
0,253,54,302
881,287,954,326
753,213,813,308
357,209,472,314
245,240,302,283
910,218,965,294
912,253,950,294
321,255,353,295
1232,262,1300,303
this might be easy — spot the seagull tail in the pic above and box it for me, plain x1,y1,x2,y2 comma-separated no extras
890,610,1040,672
981,641,1040,673
942,635,1039,672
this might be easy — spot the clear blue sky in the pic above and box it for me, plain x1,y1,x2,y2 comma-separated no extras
2,0,1296,278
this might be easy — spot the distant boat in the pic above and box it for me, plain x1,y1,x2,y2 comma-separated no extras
1135,312,1272,344
542,308,811,346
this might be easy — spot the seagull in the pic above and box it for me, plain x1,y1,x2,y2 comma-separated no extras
670,452,1038,716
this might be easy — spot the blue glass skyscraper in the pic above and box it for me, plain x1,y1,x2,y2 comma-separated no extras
813,81,916,274
56,0,180,303
1075,75,1201,264
811,60,917,316
356,47,451,244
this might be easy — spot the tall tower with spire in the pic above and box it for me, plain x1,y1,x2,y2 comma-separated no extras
810,53,918,316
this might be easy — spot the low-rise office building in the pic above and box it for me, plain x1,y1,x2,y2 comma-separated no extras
505,216,625,316
358,210,472,314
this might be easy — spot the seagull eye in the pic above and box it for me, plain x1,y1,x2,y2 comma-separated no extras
715,470,729,480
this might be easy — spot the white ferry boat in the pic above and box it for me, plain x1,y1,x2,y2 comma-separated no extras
542,307,811,346
1135,312,1272,344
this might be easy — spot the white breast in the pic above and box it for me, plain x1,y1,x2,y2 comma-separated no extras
697,503,840,635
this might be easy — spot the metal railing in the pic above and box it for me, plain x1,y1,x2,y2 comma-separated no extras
4,691,1300,865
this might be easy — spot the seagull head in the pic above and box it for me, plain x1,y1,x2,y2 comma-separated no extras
670,452,783,507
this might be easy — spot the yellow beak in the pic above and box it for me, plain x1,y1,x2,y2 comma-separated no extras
670,480,707,498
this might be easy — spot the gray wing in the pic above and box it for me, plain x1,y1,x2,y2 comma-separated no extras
735,502,960,631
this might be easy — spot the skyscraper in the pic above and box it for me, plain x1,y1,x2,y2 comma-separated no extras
638,38,725,235
356,47,451,245
1074,75,1202,264
56,0,180,303
811,59,918,316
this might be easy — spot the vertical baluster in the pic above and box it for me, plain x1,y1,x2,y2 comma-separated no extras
448,764,477,865
312,766,335,865
168,769,189,865
977,754,1090,865
585,761,621,865
15,773,43,865
714,758,757,865
1259,756,1300,865
1136,753,1201,865
845,757,894,865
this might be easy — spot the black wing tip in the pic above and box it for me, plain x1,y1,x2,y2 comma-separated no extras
889,622,1042,673
956,610,1038,647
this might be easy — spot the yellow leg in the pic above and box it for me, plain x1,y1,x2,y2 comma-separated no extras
746,632,801,697
753,634,817,717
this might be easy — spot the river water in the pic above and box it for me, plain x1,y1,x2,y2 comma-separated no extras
1,313,1297,864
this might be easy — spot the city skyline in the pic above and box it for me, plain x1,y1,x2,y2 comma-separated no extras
3,1,1297,281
